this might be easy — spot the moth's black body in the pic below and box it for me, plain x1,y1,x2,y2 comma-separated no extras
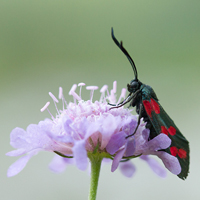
110,28,190,180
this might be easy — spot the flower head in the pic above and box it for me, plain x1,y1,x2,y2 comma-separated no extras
6,81,181,177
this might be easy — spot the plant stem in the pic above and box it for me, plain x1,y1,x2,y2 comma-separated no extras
88,155,103,200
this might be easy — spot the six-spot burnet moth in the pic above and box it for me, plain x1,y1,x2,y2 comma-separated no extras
110,28,190,180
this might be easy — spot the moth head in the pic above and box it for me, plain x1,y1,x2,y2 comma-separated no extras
127,79,141,93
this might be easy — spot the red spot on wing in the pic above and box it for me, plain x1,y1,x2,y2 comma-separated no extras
168,126,176,136
150,99,160,114
170,146,187,159
170,146,178,156
160,126,176,136
143,99,160,119
178,149,187,159
143,100,153,118
161,126,168,135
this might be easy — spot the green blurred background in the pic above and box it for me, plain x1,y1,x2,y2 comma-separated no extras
1,1,200,200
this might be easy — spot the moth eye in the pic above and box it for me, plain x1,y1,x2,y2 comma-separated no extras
130,81,139,88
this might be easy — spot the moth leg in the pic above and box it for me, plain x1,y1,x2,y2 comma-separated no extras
109,90,140,110
126,103,143,139
108,97,129,107
108,93,132,108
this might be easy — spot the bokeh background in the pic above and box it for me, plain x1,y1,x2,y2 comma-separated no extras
1,1,200,200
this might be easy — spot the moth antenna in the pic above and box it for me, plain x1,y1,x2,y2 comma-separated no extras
111,27,138,80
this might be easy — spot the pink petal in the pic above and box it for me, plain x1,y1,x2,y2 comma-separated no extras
111,147,126,172
106,131,126,155
156,151,181,175
72,140,88,170
63,118,74,133
146,134,171,151
49,155,74,173
140,155,167,178
7,150,38,177
10,127,27,149
49,155,67,173
100,115,121,149
124,138,135,157
119,162,136,177
142,128,150,141
6,149,26,157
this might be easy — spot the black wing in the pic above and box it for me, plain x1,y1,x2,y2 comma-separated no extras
142,97,190,179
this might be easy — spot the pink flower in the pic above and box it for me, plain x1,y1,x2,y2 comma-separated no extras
6,81,181,177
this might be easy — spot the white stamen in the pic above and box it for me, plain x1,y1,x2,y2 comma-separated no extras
78,82,86,87
121,88,127,98
69,84,78,104
69,84,77,95
40,101,54,119
40,81,121,120
106,88,110,97
49,92,60,114
47,108,55,120
109,89,116,104
49,92,59,103
78,82,85,98
86,86,98,102
100,85,108,93
112,81,117,93
59,87,67,109
99,85,108,102
59,87,63,99
117,88,127,105
40,101,50,112
71,91,82,101
86,86,98,90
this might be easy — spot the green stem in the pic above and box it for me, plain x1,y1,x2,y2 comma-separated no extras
88,155,103,200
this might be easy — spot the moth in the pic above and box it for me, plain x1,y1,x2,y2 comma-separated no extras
110,28,190,179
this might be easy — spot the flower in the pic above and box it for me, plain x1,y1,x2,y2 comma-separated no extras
6,81,181,177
